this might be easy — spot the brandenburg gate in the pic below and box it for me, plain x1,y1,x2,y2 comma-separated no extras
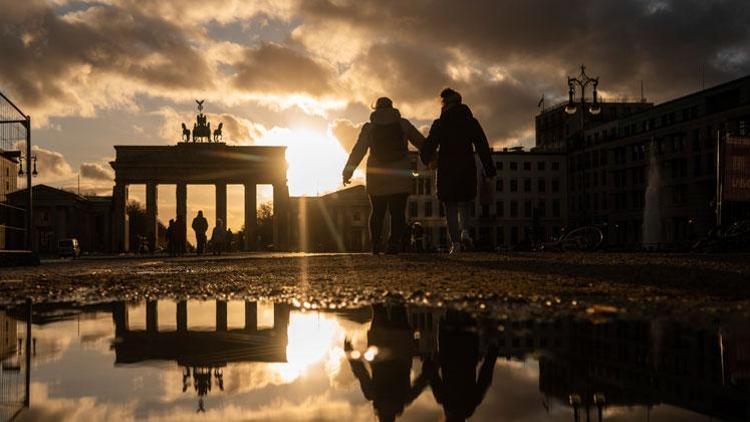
109,101,289,252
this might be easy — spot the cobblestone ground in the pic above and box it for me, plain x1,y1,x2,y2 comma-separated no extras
1,252,749,319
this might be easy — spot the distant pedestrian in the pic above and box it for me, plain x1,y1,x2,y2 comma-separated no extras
211,219,225,255
225,228,233,252
192,210,209,255
343,97,425,254
420,88,496,254
166,219,176,256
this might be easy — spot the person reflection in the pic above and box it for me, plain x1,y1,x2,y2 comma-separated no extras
346,304,432,422
429,309,498,422
182,366,224,413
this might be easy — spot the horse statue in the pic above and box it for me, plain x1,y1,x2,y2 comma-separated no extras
213,122,223,142
181,123,190,142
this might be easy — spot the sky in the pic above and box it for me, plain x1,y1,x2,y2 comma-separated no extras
2,0,750,229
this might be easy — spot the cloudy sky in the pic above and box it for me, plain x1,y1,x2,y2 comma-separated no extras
2,0,750,228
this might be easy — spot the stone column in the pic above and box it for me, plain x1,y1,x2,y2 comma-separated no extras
176,300,187,333
146,300,158,333
244,183,257,251
113,302,129,337
176,182,187,253
113,182,129,252
272,183,289,251
216,300,228,331
215,182,227,229
244,301,257,332
146,183,158,253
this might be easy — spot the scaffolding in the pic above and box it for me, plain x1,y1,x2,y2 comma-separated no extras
0,305,29,422
0,91,33,253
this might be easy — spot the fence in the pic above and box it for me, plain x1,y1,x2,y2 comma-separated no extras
0,91,31,252
0,309,26,422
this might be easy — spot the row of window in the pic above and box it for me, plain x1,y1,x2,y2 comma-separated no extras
497,178,560,194
494,160,561,172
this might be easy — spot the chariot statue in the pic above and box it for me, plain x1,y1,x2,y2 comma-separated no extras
181,100,223,143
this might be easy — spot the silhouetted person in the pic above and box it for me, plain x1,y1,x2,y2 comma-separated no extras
429,310,498,422
346,304,432,422
421,88,496,254
166,219,176,256
211,219,225,255
343,97,425,254
176,215,187,256
225,228,233,252
192,210,209,254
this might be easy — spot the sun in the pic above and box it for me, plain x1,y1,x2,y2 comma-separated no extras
255,126,351,197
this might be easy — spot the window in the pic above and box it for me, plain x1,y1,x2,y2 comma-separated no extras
481,204,489,217
496,227,505,245
424,179,432,195
425,201,433,217
694,155,702,176
552,180,560,192
495,161,503,170
496,201,504,217
510,201,518,217
538,179,546,193
510,161,518,171
537,161,546,171
409,201,418,217
523,162,531,171
524,179,532,192
537,200,546,217
553,199,561,217
524,200,532,218
510,179,518,192
496,179,504,192
551,161,560,170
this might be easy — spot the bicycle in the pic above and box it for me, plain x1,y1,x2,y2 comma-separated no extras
691,220,750,252
534,225,605,252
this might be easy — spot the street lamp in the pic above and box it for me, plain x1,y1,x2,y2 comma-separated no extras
564,65,601,116
17,154,38,176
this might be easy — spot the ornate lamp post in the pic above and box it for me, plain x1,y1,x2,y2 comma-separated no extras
564,65,602,116
17,154,38,177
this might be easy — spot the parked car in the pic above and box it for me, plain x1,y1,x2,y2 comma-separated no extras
58,238,81,258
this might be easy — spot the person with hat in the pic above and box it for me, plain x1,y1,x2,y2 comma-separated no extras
343,97,425,254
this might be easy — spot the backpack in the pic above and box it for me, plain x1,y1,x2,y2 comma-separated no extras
370,122,406,163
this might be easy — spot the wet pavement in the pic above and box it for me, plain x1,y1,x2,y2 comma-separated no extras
1,299,748,421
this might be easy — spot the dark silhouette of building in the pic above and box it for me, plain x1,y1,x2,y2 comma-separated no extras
3,185,112,254
0,150,19,249
563,76,750,247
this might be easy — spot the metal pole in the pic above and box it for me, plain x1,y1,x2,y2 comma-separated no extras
25,116,33,251
716,128,723,227
24,298,32,407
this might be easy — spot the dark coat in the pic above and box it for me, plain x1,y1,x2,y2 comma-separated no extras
421,104,496,202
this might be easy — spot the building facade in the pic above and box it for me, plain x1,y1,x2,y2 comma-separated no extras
567,76,750,248
4,185,112,254
0,152,19,249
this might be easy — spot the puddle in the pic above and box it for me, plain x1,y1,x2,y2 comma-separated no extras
0,300,748,421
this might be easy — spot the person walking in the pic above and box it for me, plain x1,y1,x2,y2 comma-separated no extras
343,97,425,254
166,219,176,257
192,210,209,255
421,88,496,254
210,219,225,255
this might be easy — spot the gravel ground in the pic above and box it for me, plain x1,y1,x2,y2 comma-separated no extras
1,252,749,319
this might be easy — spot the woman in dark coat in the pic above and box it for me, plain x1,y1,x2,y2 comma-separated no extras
421,88,496,254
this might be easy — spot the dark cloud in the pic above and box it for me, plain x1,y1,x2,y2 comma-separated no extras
0,1,213,116
300,0,750,144
233,43,337,96
80,162,114,182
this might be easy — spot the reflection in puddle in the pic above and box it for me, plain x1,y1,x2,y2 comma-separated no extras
0,300,748,421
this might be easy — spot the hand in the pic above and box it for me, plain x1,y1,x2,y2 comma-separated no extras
342,176,351,186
